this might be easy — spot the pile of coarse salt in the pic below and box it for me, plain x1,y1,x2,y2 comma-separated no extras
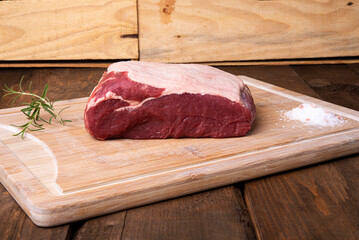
284,103,344,127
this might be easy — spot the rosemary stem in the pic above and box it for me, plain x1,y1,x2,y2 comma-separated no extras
3,77,71,138
10,90,64,125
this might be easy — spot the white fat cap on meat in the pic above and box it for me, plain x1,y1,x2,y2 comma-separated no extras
107,61,245,103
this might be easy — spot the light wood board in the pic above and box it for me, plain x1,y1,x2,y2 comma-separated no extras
138,0,359,62
0,0,138,60
0,77,359,227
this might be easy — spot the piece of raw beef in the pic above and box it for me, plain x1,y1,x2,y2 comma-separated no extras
84,61,256,140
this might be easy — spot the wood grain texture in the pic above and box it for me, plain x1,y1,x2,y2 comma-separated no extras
0,61,113,68
0,73,359,226
245,156,359,240
292,64,359,110
72,186,255,240
217,65,319,98
0,0,138,60
0,68,105,108
348,63,359,75
0,184,70,240
72,212,126,240
138,0,359,63
242,64,359,239
119,186,255,240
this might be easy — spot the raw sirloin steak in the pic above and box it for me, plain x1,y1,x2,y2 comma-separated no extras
84,61,256,140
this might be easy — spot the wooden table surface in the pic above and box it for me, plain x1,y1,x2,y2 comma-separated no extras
0,64,358,240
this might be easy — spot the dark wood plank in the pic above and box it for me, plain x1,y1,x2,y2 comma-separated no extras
112,186,255,240
245,156,359,240
291,64,359,110
239,64,359,239
71,212,126,240
0,68,105,108
347,63,359,75
0,184,70,240
216,65,319,98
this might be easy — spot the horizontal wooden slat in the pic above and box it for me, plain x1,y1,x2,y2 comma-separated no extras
1,57,359,68
0,0,138,60
0,61,112,68
138,0,359,63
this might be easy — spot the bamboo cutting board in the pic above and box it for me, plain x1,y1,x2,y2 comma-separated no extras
0,76,359,227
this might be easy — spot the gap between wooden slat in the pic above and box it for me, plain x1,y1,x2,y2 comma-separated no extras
0,57,358,68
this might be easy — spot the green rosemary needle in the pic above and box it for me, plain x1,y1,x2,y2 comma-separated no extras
2,76,71,139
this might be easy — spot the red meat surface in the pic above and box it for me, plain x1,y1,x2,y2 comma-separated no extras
84,61,256,140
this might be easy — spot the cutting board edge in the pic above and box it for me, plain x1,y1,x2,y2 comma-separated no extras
5,127,359,227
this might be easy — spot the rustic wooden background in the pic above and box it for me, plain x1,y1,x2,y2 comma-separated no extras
0,0,138,60
0,0,358,63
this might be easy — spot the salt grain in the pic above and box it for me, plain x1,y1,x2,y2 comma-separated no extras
284,103,344,127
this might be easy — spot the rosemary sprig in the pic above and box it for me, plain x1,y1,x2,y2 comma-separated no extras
2,76,71,139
